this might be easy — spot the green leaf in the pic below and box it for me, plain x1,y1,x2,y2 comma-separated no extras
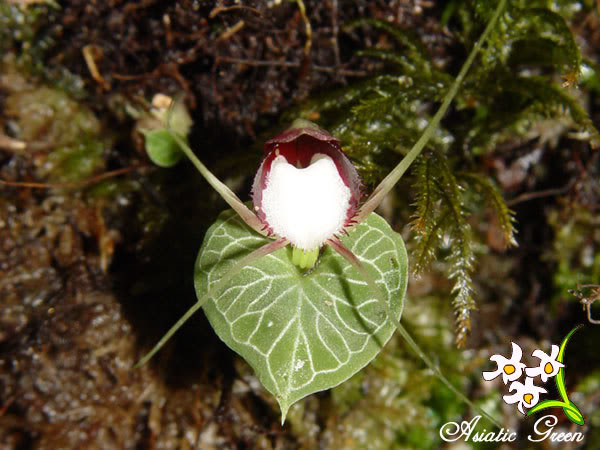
527,399,584,426
144,129,183,168
555,325,582,402
564,401,585,425
195,210,408,422
527,399,569,415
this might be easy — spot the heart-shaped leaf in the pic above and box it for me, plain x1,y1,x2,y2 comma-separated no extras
195,209,408,422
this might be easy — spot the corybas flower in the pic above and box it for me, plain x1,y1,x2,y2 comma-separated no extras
251,119,362,266
525,345,564,383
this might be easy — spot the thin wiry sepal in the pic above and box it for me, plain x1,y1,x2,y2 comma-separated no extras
355,0,508,222
327,237,500,428
167,131,268,236
135,237,288,368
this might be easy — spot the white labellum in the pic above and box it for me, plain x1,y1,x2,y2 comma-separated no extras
261,154,351,250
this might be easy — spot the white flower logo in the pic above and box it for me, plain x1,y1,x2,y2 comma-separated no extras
483,342,526,384
480,327,585,425
525,344,564,383
503,377,547,414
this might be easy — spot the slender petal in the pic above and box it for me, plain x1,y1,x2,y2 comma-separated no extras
135,237,288,367
168,131,268,236
354,0,508,224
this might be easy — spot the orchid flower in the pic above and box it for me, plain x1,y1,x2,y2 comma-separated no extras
525,345,564,383
504,377,547,415
483,342,527,384
135,0,508,428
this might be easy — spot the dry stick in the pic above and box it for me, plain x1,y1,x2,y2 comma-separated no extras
295,0,312,57
355,0,508,223
0,165,147,190
217,20,245,42
135,237,288,368
330,0,342,71
216,56,367,77
328,238,502,428
578,284,600,325
209,5,261,18
507,182,572,206
0,132,26,151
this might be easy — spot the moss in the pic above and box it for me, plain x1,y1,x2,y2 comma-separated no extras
2,77,108,183
0,3,86,98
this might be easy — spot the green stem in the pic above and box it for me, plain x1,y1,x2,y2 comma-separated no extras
356,0,507,222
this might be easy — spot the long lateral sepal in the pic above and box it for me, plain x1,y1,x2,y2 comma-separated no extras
135,237,288,367
168,131,268,236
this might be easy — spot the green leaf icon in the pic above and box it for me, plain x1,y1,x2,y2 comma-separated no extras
195,210,408,423
526,325,584,426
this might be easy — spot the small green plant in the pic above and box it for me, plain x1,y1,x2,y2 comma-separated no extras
136,0,509,425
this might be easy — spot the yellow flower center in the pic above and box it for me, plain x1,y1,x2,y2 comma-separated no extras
544,362,554,374
524,394,533,404
504,364,515,375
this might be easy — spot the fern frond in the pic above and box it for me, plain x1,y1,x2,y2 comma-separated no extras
344,18,430,62
431,154,477,347
412,211,448,275
459,171,517,249
411,156,440,234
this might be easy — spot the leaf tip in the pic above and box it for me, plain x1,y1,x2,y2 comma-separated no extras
279,401,290,426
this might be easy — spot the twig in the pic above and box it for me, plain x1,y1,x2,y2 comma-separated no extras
82,45,110,90
209,5,261,18
0,165,149,190
295,0,312,57
163,14,174,48
570,284,600,325
330,0,342,81
217,20,245,42
507,183,572,206
7,0,56,5
0,132,26,152
216,56,367,77
0,396,15,417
